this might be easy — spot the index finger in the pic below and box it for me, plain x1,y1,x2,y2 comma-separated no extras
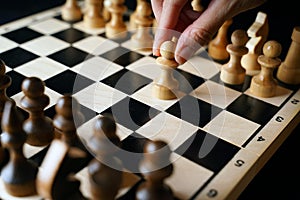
152,0,189,56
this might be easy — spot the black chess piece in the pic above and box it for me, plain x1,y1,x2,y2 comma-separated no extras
136,140,174,200
1,100,38,197
87,114,123,200
20,77,54,146
0,59,13,132
53,94,93,171
0,133,8,171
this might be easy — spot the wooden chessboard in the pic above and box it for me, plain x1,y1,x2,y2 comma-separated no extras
0,3,299,200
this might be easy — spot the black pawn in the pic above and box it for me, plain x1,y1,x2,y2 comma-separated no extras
1,100,38,197
0,138,8,170
0,131,8,171
20,77,54,146
88,115,123,200
0,59,13,132
53,94,92,171
0,59,11,169
136,140,174,200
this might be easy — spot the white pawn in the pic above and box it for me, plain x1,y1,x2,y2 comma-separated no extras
105,0,127,39
129,0,145,30
250,40,282,98
131,1,154,51
153,37,179,100
61,0,82,22
84,0,105,28
220,29,248,85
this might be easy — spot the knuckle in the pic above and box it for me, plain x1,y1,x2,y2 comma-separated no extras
188,27,213,46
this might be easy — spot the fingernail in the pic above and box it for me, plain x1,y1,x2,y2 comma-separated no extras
175,55,187,65
153,48,160,56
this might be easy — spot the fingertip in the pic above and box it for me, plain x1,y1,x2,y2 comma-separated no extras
152,28,171,57
175,41,198,64
175,55,187,65
153,48,160,57
175,32,203,64
152,38,161,56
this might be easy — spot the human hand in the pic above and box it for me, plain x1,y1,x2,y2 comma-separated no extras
151,0,267,64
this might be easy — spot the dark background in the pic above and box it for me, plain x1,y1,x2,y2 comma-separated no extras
0,0,299,59
0,0,299,199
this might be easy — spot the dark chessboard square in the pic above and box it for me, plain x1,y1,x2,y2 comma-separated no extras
99,46,144,67
101,69,152,95
210,72,252,92
149,54,159,59
166,95,222,127
101,97,161,131
226,94,279,125
2,27,43,44
0,47,38,69
44,105,56,119
175,129,240,173
52,27,90,43
48,46,89,67
118,132,150,172
121,132,149,153
6,70,27,97
44,69,95,95
79,104,99,124
175,69,205,93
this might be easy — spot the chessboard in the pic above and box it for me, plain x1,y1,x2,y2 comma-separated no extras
0,2,299,200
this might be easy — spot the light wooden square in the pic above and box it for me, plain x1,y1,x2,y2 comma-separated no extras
137,112,199,150
73,35,119,56
20,35,69,56
0,36,18,53
71,56,123,81
73,82,127,113
15,57,68,80
203,110,260,146
28,18,70,35
179,56,221,79
191,80,241,109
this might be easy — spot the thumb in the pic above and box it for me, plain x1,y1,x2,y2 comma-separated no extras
175,25,213,64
